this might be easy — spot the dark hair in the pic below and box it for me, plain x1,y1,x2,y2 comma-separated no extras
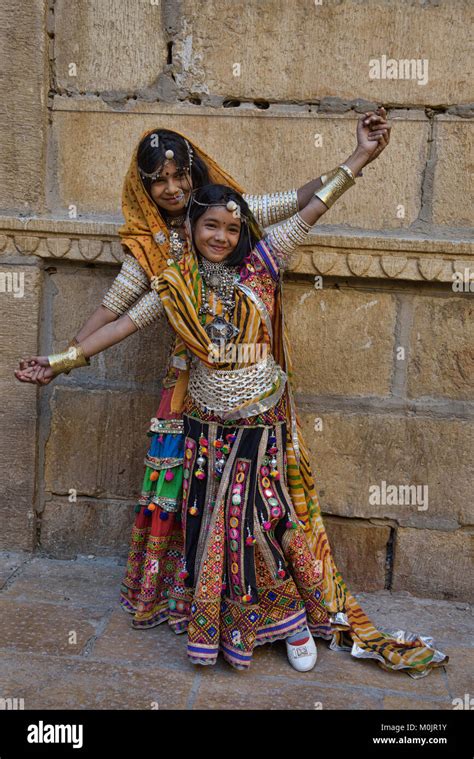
188,184,263,267
137,129,210,197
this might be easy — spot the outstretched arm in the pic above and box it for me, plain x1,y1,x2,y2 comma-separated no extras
69,253,151,343
17,252,151,382
14,289,164,385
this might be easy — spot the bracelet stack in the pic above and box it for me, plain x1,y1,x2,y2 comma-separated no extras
102,255,149,315
320,165,363,184
267,212,312,257
127,289,164,329
243,190,299,227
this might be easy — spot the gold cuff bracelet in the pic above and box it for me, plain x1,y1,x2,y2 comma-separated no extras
314,165,356,209
47,344,90,377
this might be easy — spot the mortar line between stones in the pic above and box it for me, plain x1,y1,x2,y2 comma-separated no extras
295,394,473,420
35,266,58,552
416,109,438,227
391,291,414,399
385,526,396,591
45,0,60,216
49,92,474,115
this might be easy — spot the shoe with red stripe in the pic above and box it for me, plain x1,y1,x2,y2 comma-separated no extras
285,627,317,672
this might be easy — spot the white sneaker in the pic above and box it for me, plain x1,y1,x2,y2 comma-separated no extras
285,628,318,672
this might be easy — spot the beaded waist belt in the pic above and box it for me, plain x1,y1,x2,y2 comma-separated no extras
148,418,184,435
187,355,287,421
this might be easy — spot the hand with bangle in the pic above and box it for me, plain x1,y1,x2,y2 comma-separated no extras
310,106,391,213
357,106,391,163
14,337,89,385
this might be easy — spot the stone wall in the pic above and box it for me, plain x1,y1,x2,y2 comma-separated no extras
0,0,472,602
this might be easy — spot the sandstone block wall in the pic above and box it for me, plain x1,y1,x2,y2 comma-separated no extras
0,0,472,602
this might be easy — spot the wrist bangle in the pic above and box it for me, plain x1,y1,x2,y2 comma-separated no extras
47,344,90,377
339,163,355,181
313,165,356,209
340,164,363,179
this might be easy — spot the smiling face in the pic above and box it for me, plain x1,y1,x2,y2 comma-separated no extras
149,160,192,215
194,206,242,263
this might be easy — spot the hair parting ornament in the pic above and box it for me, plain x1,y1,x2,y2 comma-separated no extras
138,135,194,183
189,193,247,223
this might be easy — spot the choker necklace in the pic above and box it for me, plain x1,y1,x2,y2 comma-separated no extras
167,212,186,228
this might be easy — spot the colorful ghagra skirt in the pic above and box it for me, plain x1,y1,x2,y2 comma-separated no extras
180,407,335,669
119,412,189,632
121,394,449,676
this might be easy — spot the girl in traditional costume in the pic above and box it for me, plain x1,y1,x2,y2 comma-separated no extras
15,143,449,677
15,115,389,637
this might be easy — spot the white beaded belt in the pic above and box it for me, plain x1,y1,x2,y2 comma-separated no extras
187,355,287,420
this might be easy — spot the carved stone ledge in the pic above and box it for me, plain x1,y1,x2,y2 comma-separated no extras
0,217,124,264
300,231,473,283
0,216,472,283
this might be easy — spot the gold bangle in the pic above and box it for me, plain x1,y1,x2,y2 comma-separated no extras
320,164,362,185
314,165,356,209
47,344,90,377
64,338,79,373
319,166,340,185
339,163,356,181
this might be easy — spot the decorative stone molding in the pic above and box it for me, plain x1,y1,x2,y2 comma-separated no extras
0,216,472,283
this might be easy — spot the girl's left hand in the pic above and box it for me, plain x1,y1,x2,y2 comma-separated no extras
356,107,391,163
14,356,53,384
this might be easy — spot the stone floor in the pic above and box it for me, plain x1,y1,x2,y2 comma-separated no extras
0,550,471,710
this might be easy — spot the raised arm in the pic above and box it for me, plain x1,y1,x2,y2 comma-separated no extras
265,145,372,272
243,173,348,228
246,107,390,229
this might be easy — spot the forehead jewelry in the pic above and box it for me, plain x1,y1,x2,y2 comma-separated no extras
190,196,247,224
139,141,193,182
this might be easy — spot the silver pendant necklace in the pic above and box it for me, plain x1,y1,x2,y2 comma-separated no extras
198,258,241,345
